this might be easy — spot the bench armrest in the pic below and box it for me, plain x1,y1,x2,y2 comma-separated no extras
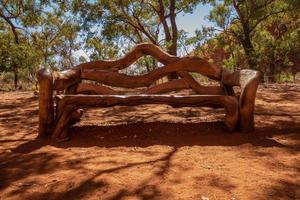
37,67,81,136
239,69,262,131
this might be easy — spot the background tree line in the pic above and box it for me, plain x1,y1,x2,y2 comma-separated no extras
0,0,300,90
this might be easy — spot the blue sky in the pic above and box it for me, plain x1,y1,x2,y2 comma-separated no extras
176,4,213,36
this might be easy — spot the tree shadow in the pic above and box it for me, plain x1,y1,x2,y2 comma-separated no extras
1,144,178,200
12,121,292,155
0,94,38,138
266,179,300,199
1,89,300,199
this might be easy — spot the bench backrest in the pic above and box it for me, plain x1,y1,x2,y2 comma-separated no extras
50,43,247,96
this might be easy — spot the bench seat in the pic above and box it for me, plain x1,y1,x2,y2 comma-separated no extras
56,94,238,108
52,94,239,140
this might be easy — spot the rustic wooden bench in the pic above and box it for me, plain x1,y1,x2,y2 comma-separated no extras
37,43,262,141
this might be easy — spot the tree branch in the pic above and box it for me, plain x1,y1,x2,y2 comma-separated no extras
250,9,288,33
158,0,172,42
169,0,178,55
0,12,20,44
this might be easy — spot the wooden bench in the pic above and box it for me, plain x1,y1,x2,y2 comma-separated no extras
37,43,262,141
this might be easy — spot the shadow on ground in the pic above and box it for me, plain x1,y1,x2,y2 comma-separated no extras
12,121,297,153
0,87,300,200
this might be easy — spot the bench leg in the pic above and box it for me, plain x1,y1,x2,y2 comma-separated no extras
52,105,75,141
239,108,255,132
52,105,83,142
223,96,239,131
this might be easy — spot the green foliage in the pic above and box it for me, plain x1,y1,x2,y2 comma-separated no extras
71,0,204,65
0,1,82,89
31,11,81,69
0,27,41,89
194,0,300,82
1,0,300,89
86,37,118,60
276,73,294,83
202,0,299,67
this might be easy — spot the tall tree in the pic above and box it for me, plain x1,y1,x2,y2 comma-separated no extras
0,0,44,89
72,0,201,79
0,0,24,89
31,12,80,70
0,1,81,89
254,10,300,81
204,0,299,69
0,21,42,89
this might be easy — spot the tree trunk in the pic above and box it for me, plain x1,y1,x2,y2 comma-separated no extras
166,38,178,79
166,45,178,80
167,0,178,80
241,36,256,69
13,63,18,90
268,62,276,83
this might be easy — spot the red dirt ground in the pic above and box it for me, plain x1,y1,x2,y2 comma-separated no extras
0,85,299,200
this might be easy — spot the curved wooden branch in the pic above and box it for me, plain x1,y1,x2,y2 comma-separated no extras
52,106,83,141
81,57,222,88
76,80,190,95
178,71,225,95
70,108,84,125
53,68,81,90
75,79,224,95
77,43,179,71
221,70,240,86
51,43,227,92
144,79,189,94
76,83,120,95
52,104,76,140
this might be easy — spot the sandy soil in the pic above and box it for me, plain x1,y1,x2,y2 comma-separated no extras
0,85,299,200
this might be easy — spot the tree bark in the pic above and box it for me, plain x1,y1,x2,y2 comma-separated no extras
232,0,257,69
156,0,177,79
167,0,178,80
240,35,256,69
13,64,18,89
268,62,276,82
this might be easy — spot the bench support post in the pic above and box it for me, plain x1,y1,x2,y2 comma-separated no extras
37,68,54,137
239,70,262,132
